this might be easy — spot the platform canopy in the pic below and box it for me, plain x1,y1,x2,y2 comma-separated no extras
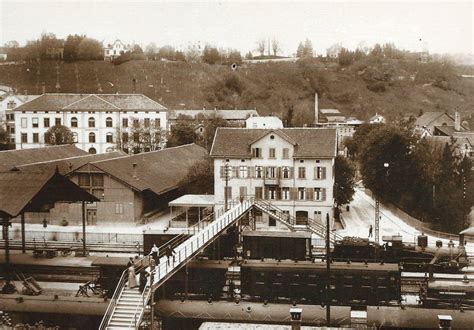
168,194,215,208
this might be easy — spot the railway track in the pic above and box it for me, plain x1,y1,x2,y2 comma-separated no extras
0,264,100,283
0,239,143,254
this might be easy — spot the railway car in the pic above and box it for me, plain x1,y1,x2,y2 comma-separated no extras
332,236,468,273
421,278,474,308
240,260,401,305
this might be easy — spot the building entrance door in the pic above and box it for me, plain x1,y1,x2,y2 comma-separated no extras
87,209,97,225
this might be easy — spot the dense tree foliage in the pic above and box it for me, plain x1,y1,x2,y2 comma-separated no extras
44,125,74,145
350,124,473,233
167,120,198,147
178,156,214,195
334,155,356,207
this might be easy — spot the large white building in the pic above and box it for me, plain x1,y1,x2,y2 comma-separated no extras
0,94,40,144
210,128,337,229
13,93,167,154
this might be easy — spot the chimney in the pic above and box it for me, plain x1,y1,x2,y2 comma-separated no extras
314,92,319,125
132,162,138,179
454,111,461,131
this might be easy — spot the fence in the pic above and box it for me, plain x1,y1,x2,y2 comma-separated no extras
8,227,143,244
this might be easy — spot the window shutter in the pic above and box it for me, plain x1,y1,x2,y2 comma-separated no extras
220,166,225,178
306,188,314,200
251,148,256,157
322,167,327,179
322,188,326,201
276,188,281,200
314,166,318,179
290,167,294,179
277,167,281,178
248,166,254,178
290,187,297,200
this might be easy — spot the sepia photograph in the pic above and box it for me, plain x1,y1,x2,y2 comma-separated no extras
0,0,473,328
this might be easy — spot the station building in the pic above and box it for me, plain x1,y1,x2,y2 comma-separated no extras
210,128,337,229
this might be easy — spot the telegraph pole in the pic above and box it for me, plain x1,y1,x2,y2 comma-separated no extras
325,213,331,326
224,159,230,211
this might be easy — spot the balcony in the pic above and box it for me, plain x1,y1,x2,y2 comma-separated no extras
264,177,280,186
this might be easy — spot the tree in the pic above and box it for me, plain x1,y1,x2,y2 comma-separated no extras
116,119,165,154
303,39,313,58
44,125,74,145
145,42,158,57
63,34,85,61
296,42,305,58
167,121,198,147
338,47,354,66
256,39,266,56
77,38,103,60
4,40,19,48
202,114,228,150
202,45,221,64
178,156,214,195
245,51,253,60
271,38,281,56
185,44,201,63
344,123,382,159
0,119,13,150
334,155,356,207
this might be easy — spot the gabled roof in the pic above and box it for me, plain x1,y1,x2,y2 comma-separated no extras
17,151,126,175
0,145,88,171
170,109,258,121
14,93,167,112
0,170,98,217
369,113,385,121
210,128,337,158
0,94,40,105
249,129,297,146
434,125,455,136
415,112,453,127
74,144,208,195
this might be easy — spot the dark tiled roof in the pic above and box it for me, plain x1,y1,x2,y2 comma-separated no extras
14,94,167,112
17,151,126,175
0,171,97,217
0,145,88,171
415,112,453,127
210,128,337,158
83,144,208,195
170,109,258,120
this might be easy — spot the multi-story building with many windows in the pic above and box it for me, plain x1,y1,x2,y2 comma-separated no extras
210,128,337,229
13,93,167,154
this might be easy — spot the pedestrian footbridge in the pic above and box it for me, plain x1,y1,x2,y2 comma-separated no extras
99,197,341,329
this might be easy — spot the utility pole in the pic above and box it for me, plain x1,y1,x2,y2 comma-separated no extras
325,213,331,326
224,159,230,211
374,198,380,244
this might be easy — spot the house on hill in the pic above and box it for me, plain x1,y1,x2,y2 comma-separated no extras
13,93,168,154
18,144,208,226
210,128,337,229
368,113,386,124
104,39,131,61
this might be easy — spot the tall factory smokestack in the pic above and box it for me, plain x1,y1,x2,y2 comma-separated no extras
314,93,319,125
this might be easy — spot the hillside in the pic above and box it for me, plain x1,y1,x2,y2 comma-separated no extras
0,58,473,125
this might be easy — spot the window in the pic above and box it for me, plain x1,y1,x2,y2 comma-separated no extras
6,113,14,121
255,166,263,178
314,188,326,201
133,132,139,143
32,118,39,128
298,187,306,200
266,166,277,178
71,117,78,127
33,133,39,143
72,132,78,143
255,187,263,199
281,187,290,200
298,167,306,179
268,187,277,200
55,118,61,126
144,118,150,127
21,133,28,143
89,147,97,154
106,117,113,127
315,167,326,179
9,127,15,134
282,166,290,179
224,186,232,200
7,101,16,109
122,118,128,127
88,117,95,128
92,174,104,186
44,118,50,128
239,166,248,178
133,119,139,128
122,132,128,143
106,132,113,143
155,118,161,127
78,173,89,186
269,148,276,158
252,147,262,158
115,203,124,214
89,132,96,143
282,148,289,159
314,211,322,222
21,118,27,128
239,186,247,198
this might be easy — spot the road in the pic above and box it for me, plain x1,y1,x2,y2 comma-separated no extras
338,189,474,254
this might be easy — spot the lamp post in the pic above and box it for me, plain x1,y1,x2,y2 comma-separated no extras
223,159,231,211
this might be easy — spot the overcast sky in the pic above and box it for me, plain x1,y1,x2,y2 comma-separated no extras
0,0,472,55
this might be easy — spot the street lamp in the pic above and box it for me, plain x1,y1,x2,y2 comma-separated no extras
223,159,231,211
374,163,389,244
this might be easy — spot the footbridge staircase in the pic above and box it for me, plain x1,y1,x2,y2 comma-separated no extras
99,197,341,329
